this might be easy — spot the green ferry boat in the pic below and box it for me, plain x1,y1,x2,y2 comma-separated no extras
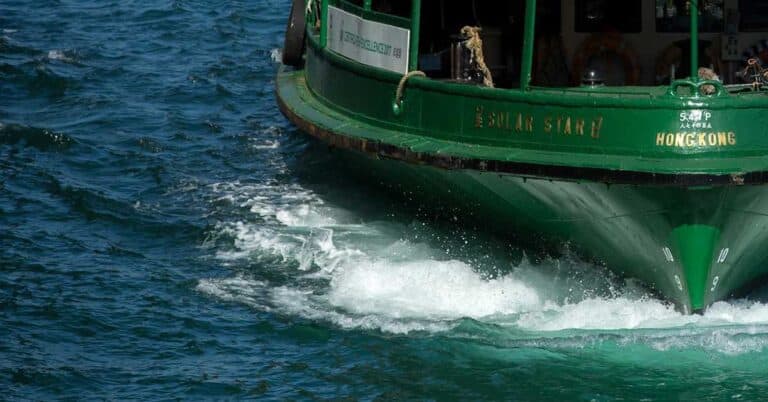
276,0,768,314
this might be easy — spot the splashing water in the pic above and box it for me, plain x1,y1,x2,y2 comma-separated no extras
270,48,282,63
7,1,768,398
197,179,768,355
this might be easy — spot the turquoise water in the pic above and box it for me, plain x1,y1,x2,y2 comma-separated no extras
4,1,768,400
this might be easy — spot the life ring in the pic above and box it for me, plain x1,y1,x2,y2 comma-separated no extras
282,0,307,67
571,33,640,85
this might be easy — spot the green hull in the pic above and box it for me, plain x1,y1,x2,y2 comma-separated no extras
322,148,768,314
276,32,768,313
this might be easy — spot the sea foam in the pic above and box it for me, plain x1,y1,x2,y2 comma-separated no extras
199,179,768,353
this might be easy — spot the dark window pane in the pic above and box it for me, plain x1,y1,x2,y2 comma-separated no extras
740,0,768,31
575,0,641,33
656,0,723,33
372,0,411,18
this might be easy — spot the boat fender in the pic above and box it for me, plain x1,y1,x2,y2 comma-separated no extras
571,33,640,86
282,0,307,67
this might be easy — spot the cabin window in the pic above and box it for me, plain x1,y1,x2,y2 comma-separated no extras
336,0,411,19
531,0,566,87
739,0,768,32
409,0,768,90
416,0,560,88
371,0,412,19
575,0,642,33
655,0,723,33
417,0,523,87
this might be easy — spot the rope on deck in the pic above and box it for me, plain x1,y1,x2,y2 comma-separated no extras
461,26,494,88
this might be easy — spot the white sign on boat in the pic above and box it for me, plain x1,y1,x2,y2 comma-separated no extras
326,6,410,74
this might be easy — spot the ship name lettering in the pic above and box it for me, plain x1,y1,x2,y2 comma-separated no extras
473,106,602,140
591,117,603,139
655,132,736,147
575,119,585,136
515,113,524,132
474,106,484,128
547,115,602,138
473,106,603,139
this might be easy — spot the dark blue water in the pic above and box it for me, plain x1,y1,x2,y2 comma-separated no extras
5,1,768,400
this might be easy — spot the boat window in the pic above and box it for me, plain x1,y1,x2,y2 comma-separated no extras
655,0,723,33
411,0,768,91
417,0,516,86
575,0,642,33
417,0,559,88
560,0,725,90
336,0,411,19
739,0,768,32
371,0,412,19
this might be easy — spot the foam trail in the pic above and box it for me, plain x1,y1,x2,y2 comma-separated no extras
200,180,768,354
328,259,540,319
197,277,454,334
252,140,279,150
270,48,282,63
46,49,76,63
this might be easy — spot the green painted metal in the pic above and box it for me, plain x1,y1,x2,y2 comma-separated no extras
670,224,719,311
276,12,768,312
303,37,768,172
409,0,421,71
690,0,699,81
320,0,328,47
667,79,727,98
277,61,768,312
520,0,537,91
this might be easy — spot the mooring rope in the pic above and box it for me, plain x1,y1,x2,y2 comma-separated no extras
460,26,494,88
394,70,426,107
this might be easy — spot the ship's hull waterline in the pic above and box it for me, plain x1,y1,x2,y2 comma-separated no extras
277,35,768,313
310,147,768,314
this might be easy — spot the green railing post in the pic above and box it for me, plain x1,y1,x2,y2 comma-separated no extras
363,0,372,11
520,0,537,91
320,0,329,48
690,0,699,81
409,0,421,71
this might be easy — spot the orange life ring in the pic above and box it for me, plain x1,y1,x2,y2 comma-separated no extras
571,33,640,85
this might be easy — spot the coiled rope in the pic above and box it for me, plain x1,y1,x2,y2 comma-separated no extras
460,26,494,88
